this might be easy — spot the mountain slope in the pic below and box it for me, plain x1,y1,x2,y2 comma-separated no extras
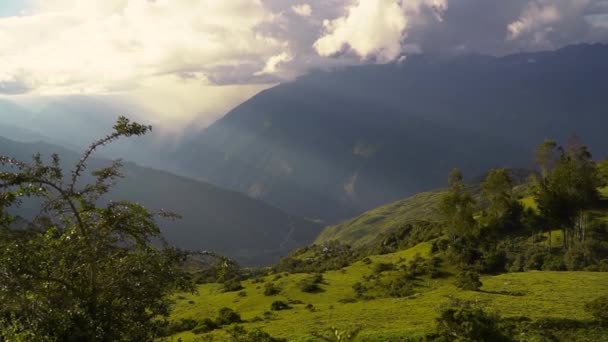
175,43,608,222
0,136,322,265
316,190,445,247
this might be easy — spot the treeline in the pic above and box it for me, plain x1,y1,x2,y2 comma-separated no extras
438,139,608,274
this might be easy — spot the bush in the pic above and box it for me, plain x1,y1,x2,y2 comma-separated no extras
541,254,566,271
585,296,608,323
373,262,395,274
299,274,325,293
386,275,415,298
227,325,287,342
408,254,427,276
223,278,244,292
164,318,198,335
263,282,281,296
352,282,367,297
564,246,588,271
270,301,291,311
192,318,219,334
455,270,482,291
216,307,241,325
432,300,511,341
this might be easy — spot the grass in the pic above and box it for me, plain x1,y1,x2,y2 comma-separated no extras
167,242,608,341
316,191,445,247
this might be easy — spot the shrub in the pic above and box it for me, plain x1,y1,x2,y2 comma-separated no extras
455,270,482,291
264,282,281,296
373,262,395,274
432,300,511,341
216,307,241,325
223,278,244,292
270,301,291,311
227,325,287,342
386,276,415,298
541,254,566,271
408,254,427,276
164,318,198,335
352,282,367,297
299,274,325,293
585,296,608,323
192,318,219,334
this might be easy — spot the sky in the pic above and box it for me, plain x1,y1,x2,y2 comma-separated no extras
0,0,607,131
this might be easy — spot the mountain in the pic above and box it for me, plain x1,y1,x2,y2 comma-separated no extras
174,43,608,222
0,136,322,265
0,97,174,170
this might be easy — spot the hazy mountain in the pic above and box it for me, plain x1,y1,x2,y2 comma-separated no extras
174,43,608,222
0,96,174,170
0,136,322,265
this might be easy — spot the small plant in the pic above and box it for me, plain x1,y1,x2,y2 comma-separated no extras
192,318,219,334
270,300,291,311
455,270,483,291
312,326,362,341
223,278,244,292
227,325,287,342
431,300,510,341
373,262,395,274
299,273,325,293
264,282,281,296
216,307,241,325
352,282,367,298
585,296,608,323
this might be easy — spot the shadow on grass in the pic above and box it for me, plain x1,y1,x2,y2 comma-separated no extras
479,289,527,296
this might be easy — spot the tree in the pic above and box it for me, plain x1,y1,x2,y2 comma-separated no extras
439,169,478,241
432,300,511,342
0,117,192,341
535,142,601,250
480,169,523,244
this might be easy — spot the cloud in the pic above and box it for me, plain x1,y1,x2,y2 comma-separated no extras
255,52,294,75
292,3,312,17
1,0,607,130
508,2,561,41
313,0,447,62
0,0,286,95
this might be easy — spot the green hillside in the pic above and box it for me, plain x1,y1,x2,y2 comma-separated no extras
166,242,608,341
316,190,445,247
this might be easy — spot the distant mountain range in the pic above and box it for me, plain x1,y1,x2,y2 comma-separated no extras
173,43,608,222
0,136,322,265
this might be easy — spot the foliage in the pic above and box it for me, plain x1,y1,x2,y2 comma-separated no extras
454,270,483,291
584,296,608,323
226,325,287,342
312,326,362,342
439,169,478,241
216,307,242,325
223,278,245,292
0,116,191,341
431,300,511,342
263,282,281,296
270,301,291,311
534,140,601,250
298,273,325,293
192,318,219,334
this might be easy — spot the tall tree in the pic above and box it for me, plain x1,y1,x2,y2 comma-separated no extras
0,117,192,341
535,142,600,249
480,169,522,244
439,169,478,241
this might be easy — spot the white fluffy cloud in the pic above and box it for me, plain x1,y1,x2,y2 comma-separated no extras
313,0,447,62
0,0,286,95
